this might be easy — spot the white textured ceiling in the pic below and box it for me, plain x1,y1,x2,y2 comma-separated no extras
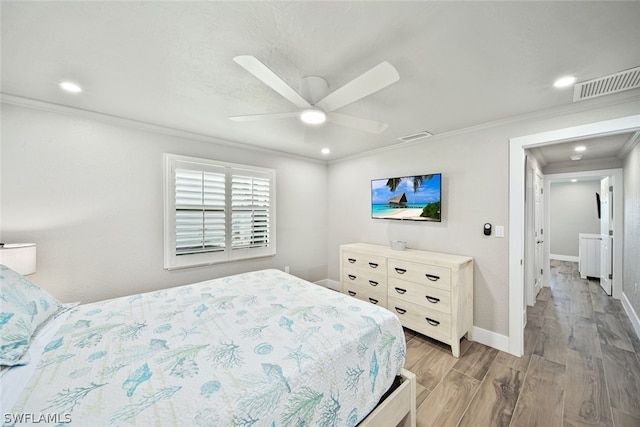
533,133,633,166
2,1,640,161
527,131,638,175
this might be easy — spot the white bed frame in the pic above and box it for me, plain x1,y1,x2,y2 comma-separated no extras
359,368,416,427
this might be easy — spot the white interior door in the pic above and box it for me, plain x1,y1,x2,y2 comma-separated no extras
533,172,544,298
533,170,544,301
524,157,542,307
599,177,612,295
524,157,535,306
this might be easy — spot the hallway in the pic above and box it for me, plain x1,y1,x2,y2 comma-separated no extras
405,260,640,426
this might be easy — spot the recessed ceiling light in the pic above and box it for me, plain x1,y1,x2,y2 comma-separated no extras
571,179,578,183
321,148,330,155
553,76,577,88
574,146,586,152
59,81,82,93
570,154,583,161
300,108,326,124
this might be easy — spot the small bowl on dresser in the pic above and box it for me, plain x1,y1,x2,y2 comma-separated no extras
390,240,406,251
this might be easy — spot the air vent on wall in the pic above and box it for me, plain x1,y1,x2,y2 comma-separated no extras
398,131,432,142
573,66,640,102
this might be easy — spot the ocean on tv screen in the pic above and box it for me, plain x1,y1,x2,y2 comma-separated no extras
371,174,441,221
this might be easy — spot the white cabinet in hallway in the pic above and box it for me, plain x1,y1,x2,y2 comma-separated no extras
578,233,601,279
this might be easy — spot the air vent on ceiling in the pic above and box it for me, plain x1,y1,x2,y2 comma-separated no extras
573,66,640,102
398,131,432,142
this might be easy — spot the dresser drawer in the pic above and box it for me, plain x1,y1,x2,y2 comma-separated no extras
388,277,451,314
388,259,451,291
343,265,386,289
388,296,451,340
343,251,387,273
342,284,387,308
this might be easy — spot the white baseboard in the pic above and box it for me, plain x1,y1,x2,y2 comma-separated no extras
550,254,579,262
314,278,341,292
472,326,511,354
621,291,640,340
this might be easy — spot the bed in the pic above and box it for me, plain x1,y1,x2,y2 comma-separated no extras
1,266,415,426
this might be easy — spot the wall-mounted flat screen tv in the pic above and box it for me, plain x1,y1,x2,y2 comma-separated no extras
371,173,441,221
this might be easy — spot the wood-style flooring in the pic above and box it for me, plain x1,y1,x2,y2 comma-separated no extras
404,260,640,426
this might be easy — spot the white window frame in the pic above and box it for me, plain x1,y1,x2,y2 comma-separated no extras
163,153,276,270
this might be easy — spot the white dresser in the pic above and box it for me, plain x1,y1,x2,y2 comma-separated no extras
340,243,473,357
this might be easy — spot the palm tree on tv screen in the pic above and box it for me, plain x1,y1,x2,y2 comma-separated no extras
386,174,436,193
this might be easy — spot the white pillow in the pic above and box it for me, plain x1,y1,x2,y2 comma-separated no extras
0,265,64,366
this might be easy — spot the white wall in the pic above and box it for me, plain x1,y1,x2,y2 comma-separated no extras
327,98,640,337
623,140,640,323
328,127,511,335
549,180,601,258
0,104,328,303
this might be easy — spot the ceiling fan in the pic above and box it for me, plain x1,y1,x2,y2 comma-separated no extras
229,55,399,134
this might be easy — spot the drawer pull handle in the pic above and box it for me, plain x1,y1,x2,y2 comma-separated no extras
395,307,407,315
395,268,407,275
394,287,407,294
348,291,356,296
425,317,440,326
425,274,440,281
369,280,379,287
348,258,357,263
425,296,440,304
348,274,356,280
369,298,379,305
368,262,379,268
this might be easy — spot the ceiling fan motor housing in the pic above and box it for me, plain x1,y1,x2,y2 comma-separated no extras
300,75,329,105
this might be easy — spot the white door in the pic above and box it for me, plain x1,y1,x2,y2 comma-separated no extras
600,177,612,295
524,157,535,306
533,172,544,298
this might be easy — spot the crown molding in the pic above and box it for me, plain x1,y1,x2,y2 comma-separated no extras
617,131,640,159
0,93,328,166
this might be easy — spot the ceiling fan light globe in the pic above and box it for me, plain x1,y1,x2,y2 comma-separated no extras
300,108,326,124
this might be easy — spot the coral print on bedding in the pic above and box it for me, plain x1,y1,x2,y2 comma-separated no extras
0,265,65,367
9,269,406,426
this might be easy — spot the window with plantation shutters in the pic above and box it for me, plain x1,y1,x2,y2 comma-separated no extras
175,168,226,255
231,172,271,250
164,154,275,269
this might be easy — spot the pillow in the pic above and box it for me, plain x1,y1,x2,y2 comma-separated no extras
0,264,64,366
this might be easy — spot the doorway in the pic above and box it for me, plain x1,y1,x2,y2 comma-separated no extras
543,169,622,299
508,114,640,357
542,170,621,302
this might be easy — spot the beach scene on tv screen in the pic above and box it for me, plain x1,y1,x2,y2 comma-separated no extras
371,174,441,221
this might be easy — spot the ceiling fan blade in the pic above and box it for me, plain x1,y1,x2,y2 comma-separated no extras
234,55,311,109
327,112,389,134
229,112,299,122
315,61,399,112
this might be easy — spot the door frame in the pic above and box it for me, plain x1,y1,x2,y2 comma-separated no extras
508,114,640,356
543,169,623,300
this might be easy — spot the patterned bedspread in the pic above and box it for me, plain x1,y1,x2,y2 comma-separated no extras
7,269,406,426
